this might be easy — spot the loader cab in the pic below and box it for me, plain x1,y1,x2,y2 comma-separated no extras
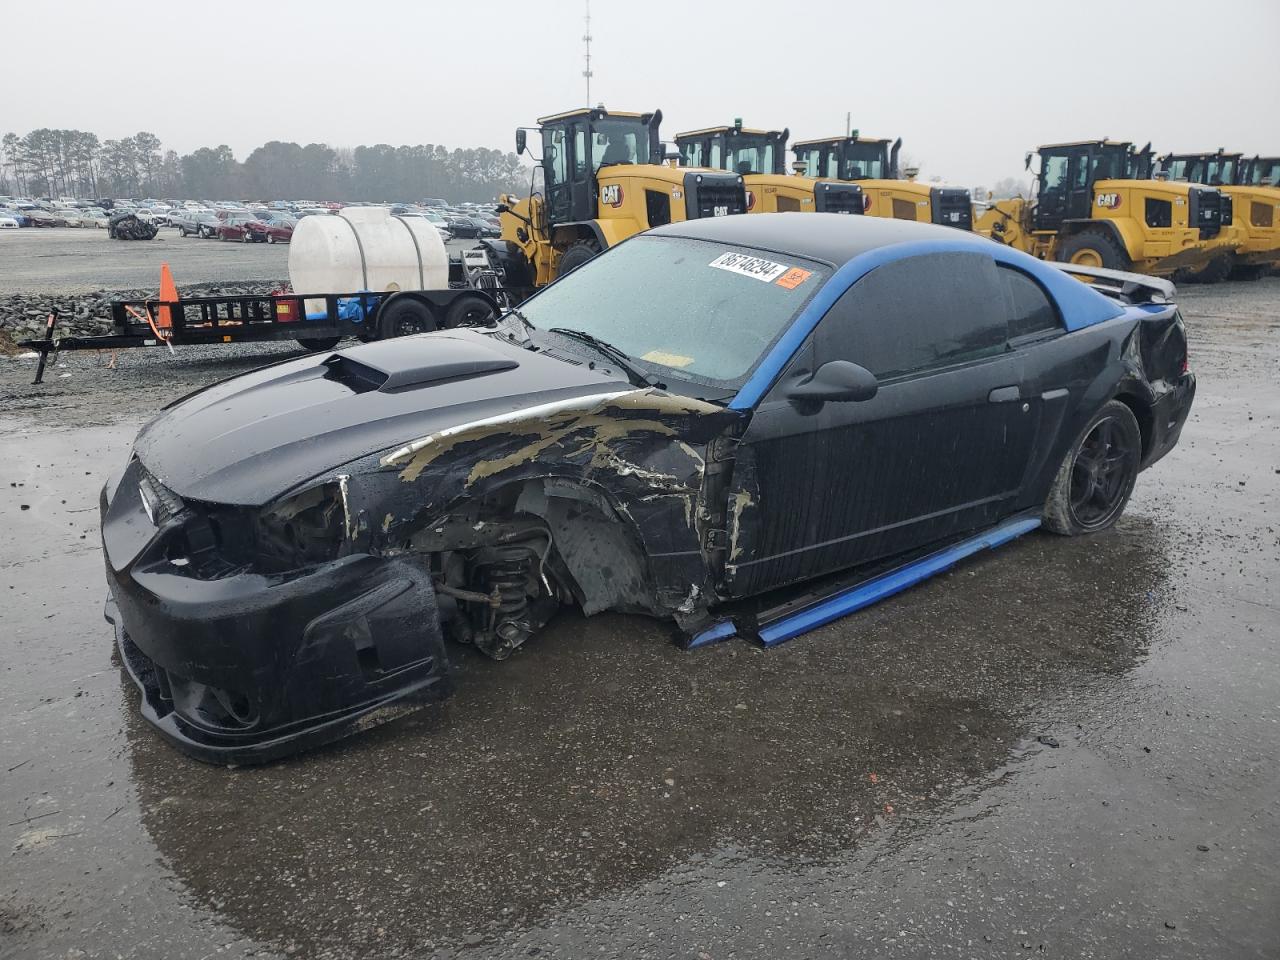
1240,157,1279,187
1031,140,1152,232
537,107,662,226
1159,151,1242,187
792,136,899,182
675,125,788,176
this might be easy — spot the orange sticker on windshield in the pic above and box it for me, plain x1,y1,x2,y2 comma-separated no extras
775,267,813,290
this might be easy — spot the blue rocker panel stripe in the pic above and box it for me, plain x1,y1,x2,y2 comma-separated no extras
755,514,1042,647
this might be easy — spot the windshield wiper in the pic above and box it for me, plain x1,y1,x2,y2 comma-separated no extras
547,327,662,389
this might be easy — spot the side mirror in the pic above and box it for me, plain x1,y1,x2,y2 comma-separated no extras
785,360,878,404
1024,152,1033,172
515,129,527,155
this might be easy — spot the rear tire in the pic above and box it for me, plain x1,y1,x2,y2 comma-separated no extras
1043,400,1142,536
296,336,341,352
377,297,437,339
556,240,602,277
444,293,496,328
1056,230,1131,271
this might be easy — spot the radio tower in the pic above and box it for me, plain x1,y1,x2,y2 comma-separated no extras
582,0,594,106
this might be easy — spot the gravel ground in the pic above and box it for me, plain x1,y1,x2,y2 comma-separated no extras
0,276,1277,959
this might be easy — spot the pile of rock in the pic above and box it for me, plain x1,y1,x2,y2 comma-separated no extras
0,280,286,343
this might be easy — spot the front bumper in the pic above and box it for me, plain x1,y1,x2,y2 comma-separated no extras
102,460,451,765
1142,372,1196,470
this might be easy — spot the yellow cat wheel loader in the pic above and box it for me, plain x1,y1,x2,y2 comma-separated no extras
1162,149,1280,277
975,140,1231,278
495,107,748,298
1156,150,1272,281
790,134,973,229
673,121,865,215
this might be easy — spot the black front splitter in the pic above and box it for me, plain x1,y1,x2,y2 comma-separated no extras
105,595,451,766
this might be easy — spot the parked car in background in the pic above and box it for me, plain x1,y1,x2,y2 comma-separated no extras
445,214,483,238
0,213,20,229
262,216,296,243
215,216,267,242
0,208,31,227
171,210,220,238
465,215,500,238
81,209,109,228
25,209,66,227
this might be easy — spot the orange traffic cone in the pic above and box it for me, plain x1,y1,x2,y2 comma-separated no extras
157,263,178,332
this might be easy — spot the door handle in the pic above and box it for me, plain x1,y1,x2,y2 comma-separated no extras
988,385,1021,403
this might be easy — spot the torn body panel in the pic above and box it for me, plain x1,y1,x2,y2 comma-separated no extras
101,339,743,762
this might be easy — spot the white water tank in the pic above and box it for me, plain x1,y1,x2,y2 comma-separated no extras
288,207,448,313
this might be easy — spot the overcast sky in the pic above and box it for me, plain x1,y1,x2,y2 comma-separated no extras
5,0,1279,188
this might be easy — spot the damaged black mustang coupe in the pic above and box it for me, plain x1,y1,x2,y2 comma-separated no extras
101,214,1195,763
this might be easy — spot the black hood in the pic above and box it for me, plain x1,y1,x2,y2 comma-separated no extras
134,331,627,506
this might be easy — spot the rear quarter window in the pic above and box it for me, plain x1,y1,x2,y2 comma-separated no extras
999,265,1062,340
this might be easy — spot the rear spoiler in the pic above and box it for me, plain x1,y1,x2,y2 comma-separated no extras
1050,262,1176,305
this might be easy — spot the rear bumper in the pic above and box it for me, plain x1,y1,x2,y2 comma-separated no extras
1142,372,1196,470
102,461,451,765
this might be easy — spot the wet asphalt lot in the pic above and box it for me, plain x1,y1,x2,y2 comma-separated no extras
1,279,1277,959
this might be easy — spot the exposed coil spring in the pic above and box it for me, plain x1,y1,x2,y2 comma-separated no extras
472,546,537,659
476,545,535,617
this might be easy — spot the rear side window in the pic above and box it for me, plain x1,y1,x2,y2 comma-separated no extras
999,265,1061,340
816,251,1006,379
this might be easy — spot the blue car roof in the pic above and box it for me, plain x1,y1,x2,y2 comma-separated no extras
653,215,1128,410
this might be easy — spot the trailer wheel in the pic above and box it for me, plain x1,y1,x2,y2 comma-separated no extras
296,337,342,352
444,294,496,329
378,297,437,339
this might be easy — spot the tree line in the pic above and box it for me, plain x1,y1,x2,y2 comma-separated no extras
0,129,529,203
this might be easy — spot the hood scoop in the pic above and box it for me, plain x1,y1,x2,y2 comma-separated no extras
322,335,518,393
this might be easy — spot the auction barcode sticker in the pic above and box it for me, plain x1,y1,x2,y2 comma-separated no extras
708,251,790,283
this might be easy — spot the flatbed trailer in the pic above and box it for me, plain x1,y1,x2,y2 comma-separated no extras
18,247,511,384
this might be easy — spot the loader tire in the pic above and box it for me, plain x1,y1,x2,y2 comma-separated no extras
1056,230,1131,272
1043,400,1142,536
556,240,601,278
1181,255,1232,284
